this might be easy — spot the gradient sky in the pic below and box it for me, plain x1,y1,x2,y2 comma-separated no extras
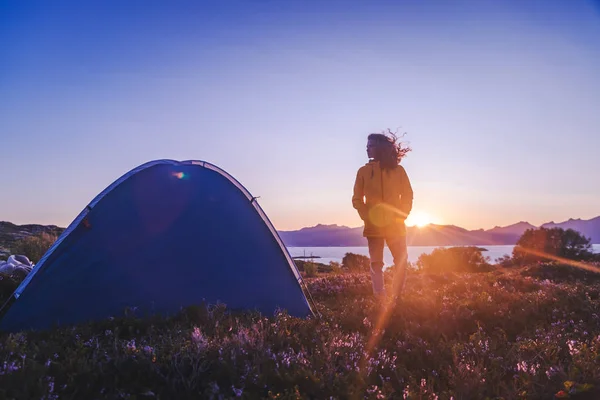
1,0,599,231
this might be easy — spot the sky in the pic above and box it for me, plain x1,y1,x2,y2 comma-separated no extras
1,0,600,231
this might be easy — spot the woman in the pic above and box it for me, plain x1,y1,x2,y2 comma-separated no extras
352,130,413,299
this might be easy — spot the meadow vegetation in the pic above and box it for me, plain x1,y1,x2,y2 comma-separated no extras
0,228,599,399
9,232,58,264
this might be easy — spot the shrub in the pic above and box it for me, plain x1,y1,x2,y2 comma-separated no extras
328,261,342,274
495,254,516,267
294,260,308,271
341,252,370,272
304,262,318,277
0,272,24,305
295,260,332,274
416,246,492,273
10,232,57,263
513,227,594,264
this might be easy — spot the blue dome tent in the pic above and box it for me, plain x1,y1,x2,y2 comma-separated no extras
0,160,316,332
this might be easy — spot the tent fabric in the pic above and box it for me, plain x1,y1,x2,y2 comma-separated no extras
0,160,314,332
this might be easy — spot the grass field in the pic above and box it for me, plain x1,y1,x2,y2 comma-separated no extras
1,263,600,399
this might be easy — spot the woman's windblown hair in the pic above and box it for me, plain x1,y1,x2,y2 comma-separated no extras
368,129,412,170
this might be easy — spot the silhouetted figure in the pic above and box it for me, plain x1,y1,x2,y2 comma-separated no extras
352,130,413,299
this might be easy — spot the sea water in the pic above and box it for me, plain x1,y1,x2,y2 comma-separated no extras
286,244,600,267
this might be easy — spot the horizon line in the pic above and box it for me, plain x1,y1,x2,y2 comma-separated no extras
3,213,599,233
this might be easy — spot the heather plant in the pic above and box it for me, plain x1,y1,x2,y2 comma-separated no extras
1,265,600,399
520,262,600,284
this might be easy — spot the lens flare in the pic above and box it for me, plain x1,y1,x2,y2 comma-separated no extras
406,211,434,227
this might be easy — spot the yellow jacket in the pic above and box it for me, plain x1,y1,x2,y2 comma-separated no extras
352,160,414,237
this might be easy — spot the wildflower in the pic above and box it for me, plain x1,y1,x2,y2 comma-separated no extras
47,376,55,393
232,386,243,397
0,361,21,375
516,360,539,375
546,366,560,379
403,385,410,399
125,339,138,354
567,340,580,356
209,382,220,395
191,326,208,351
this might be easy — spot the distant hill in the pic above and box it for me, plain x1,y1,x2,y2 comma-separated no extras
279,216,600,247
278,224,364,247
278,223,525,247
541,216,600,243
486,221,537,236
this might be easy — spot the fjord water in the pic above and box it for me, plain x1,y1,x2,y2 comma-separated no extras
286,244,600,267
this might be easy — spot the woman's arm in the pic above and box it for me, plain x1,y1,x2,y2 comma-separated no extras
352,169,368,220
398,166,413,219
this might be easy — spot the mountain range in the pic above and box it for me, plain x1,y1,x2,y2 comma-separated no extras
278,216,600,247
0,216,599,257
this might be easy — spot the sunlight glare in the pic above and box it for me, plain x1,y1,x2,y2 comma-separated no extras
405,211,435,227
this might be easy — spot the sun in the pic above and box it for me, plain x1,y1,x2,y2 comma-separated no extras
405,211,435,228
